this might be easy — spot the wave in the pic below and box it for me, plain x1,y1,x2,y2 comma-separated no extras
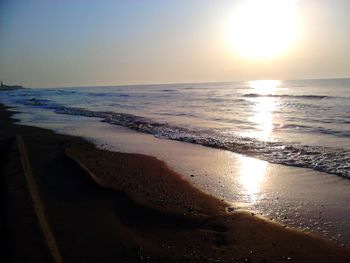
272,123,350,137
243,94,331,99
56,90,76,94
160,89,177,92
22,98,350,179
25,98,53,106
87,92,129,97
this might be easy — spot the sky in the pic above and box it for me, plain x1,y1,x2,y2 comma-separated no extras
0,0,349,88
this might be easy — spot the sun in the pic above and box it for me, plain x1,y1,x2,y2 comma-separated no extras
228,0,299,59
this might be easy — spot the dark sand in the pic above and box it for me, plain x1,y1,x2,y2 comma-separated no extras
1,104,349,262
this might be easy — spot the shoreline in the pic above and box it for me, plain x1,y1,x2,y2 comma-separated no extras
1,103,350,262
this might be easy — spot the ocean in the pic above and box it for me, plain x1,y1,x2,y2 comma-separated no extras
1,78,349,177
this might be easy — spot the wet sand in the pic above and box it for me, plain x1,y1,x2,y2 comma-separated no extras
1,104,350,262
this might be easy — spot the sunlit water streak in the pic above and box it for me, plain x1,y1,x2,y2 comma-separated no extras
238,156,267,204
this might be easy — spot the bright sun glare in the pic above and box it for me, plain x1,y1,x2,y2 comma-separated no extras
228,0,298,59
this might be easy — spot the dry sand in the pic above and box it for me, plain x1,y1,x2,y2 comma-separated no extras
1,104,349,262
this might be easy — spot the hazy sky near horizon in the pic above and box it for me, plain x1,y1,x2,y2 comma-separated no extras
0,0,349,87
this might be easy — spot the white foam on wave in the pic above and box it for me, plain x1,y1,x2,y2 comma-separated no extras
21,98,350,179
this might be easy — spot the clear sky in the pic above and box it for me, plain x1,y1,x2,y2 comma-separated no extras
0,0,349,87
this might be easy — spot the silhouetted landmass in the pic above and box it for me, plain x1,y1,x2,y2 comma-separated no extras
0,81,24,90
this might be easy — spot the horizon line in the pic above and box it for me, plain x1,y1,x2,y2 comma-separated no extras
15,76,350,89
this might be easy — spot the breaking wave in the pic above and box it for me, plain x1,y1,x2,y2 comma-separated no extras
24,98,350,178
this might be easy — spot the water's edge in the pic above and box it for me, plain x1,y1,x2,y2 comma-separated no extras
23,98,350,178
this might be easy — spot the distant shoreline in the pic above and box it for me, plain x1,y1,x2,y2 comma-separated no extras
0,81,24,90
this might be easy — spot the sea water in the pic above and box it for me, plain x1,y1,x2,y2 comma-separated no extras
1,78,349,177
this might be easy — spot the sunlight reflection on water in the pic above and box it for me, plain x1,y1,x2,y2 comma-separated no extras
244,80,282,140
238,155,267,204
248,79,281,93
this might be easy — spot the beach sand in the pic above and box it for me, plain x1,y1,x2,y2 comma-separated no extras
1,104,349,262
